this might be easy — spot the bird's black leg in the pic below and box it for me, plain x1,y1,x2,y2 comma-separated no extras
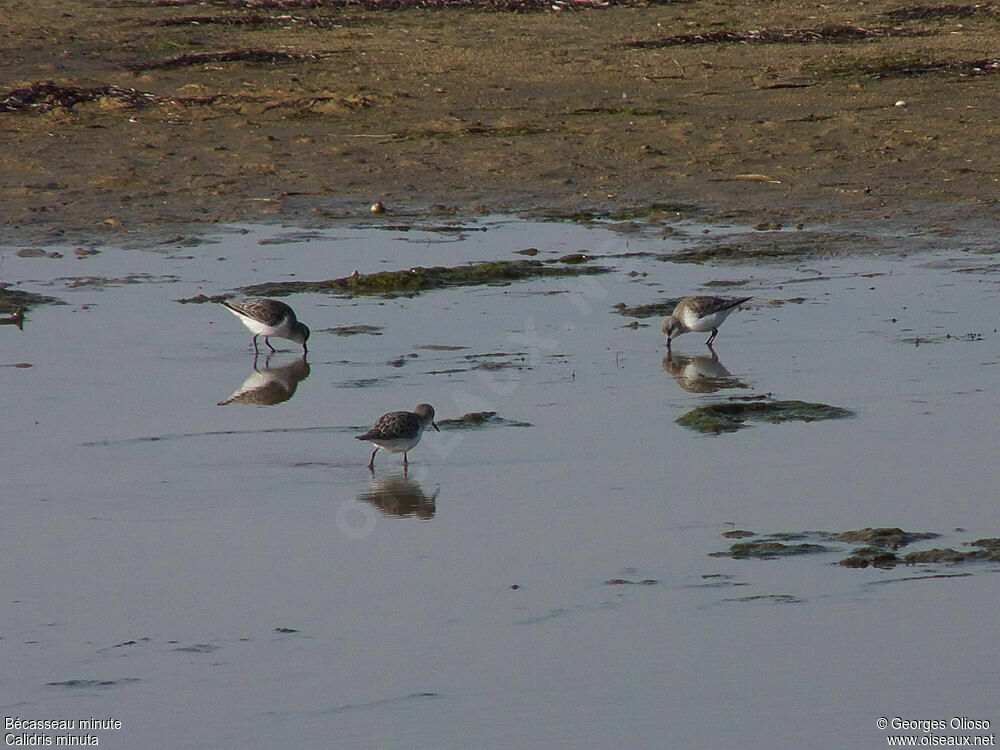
368,448,378,470
252,334,261,354
706,329,718,346
403,452,409,469
265,337,277,352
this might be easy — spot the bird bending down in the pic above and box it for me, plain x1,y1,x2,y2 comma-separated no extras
356,404,439,471
662,296,751,350
221,298,310,354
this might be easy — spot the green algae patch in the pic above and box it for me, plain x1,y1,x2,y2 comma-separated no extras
176,293,227,304
904,541,1000,565
613,298,681,319
835,527,939,549
837,527,948,568
235,258,611,298
436,411,533,429
714,529,1000,569
1,286,64,310
666,231,879,265
670,242,815,264
838,547,901,569
711,541,832,559
968,538,1000,551
677,399,854,434
327,324,384,336
712,530,849,562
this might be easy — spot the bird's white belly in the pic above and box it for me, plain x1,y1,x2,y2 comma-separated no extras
371,436,421,454
683,309,727,332
239,317,278,336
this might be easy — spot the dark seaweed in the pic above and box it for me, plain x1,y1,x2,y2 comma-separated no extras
627,25,924,49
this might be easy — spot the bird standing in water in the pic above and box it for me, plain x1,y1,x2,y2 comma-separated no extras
221,298,310,354
356,404,439,471
662,296,751,350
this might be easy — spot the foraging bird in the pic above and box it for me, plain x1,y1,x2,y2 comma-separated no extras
221,298,310,354
356,404,439,471
662,296,751,349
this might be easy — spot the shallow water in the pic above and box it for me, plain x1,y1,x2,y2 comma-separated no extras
1,217,998,749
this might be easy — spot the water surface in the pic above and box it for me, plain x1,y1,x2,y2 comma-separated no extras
1,217,997,748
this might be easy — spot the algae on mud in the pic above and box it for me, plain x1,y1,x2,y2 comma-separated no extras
327,324,384,336
711,529,1000,569
0,286,64,310
670,240,825,265
835,527,939,549
710,541,833,559
840,543,1000,568
677,399,854,434
613,298,681,319
233,258,610,298
436,411,533,429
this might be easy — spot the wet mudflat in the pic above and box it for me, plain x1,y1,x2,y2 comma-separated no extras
1,215,998,748
4,0,1000,241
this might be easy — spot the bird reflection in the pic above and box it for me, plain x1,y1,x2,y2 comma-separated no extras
661,349,749,393
217,354,310,406
358,472,439,520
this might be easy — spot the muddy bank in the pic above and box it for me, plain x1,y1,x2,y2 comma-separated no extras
2,0,1000,244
